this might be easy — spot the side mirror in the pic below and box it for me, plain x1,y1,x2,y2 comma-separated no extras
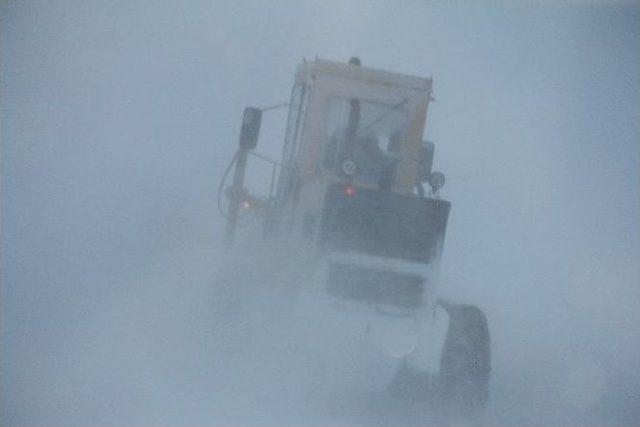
418,141,435,183
239,107,262,150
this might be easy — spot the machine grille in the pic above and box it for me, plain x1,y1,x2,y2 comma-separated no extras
326,263,425,308
320,184,450,264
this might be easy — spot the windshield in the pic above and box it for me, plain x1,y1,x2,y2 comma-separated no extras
323,97,409,187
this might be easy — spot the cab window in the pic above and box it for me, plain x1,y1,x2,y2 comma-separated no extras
322,97,408,187
276,84,310,203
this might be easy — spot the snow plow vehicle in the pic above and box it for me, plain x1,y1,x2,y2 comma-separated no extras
218,57,490,425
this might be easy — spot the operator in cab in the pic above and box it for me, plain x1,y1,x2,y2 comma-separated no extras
323,97,403,190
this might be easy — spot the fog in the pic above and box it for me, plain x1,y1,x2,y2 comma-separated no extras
2,1,639,426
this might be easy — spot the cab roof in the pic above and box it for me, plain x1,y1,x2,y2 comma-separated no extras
296,58,432,92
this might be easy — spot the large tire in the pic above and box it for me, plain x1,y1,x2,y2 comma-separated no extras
439,302,491,424
388,302,491,426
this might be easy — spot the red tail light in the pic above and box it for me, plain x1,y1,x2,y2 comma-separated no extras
344,184,357,197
